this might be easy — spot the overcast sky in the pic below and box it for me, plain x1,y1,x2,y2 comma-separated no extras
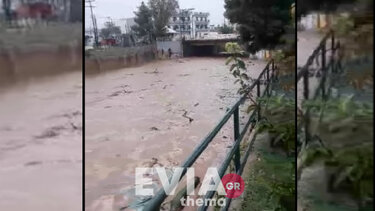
85,0,226,30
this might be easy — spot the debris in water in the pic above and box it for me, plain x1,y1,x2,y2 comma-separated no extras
25,161,43,166
34,128,59,139
182,110,194,123
144,68,161,74
150,127,159,131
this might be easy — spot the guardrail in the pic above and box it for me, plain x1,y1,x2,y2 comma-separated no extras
142,59,276,211
297,30,341,149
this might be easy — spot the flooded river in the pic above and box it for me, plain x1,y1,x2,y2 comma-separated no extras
85,57,266,210
0,72,82,210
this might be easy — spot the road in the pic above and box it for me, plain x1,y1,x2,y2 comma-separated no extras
0,72,82,211
85,57,266,210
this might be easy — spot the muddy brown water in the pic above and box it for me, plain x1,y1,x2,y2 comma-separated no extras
0,72,82,211
85,57,266,210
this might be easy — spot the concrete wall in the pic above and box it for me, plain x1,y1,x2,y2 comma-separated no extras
85,45,156,75
156,41,182,56
0,41,82,87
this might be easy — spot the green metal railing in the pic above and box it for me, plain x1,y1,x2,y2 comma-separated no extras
142,59,276,211
297,30,341,148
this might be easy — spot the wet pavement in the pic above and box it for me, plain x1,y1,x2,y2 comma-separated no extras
85,57,266,210
0,72,82,211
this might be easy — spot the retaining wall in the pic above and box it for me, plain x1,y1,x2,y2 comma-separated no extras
85,45,156,75
0,41,82,86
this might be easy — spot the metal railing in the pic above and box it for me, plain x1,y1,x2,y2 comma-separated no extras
297,30,341,148
142,59,276,211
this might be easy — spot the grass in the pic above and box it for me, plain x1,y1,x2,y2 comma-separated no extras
241,148,295,211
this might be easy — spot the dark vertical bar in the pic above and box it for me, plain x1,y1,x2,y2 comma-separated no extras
272,60,276,81
266,67,270,96
331,31,335,73
303,70,309,99
321,43,326,99
233,108,240,172
257,81,261,121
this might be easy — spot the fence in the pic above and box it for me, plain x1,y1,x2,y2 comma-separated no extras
142,59,277,211
296,30,341,149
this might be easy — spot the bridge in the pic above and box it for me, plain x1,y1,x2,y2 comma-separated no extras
182,34,239,56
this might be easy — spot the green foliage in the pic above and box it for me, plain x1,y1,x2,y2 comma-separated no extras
132,2,154,38
299,96,373,207
257,95,295,156
333,15,355,36
148,0,179,37
299,144,373,206
241,152,295,211
224,0,295,53
302,96,373,121
100,22,121,39
218,24,234,34
225,42,254,96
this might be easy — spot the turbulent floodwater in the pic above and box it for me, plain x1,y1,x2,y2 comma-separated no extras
85,57,266,210
0,72,82,210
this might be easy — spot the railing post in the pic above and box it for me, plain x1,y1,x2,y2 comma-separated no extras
321,43,327,99
233,108,241,172
303,70,309,100
331,31,335,74
257,81,261,121
266,67,270,96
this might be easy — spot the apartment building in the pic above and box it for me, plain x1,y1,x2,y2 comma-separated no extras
168,9,210,39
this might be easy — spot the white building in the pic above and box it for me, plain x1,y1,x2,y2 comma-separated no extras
167,9,210,39
113,18,136,34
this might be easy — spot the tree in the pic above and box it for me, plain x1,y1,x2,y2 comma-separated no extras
219,24,234,34
297,0,373,19
224,0,294,53
148,0,179,37
100,22,121,39
131,1,154,38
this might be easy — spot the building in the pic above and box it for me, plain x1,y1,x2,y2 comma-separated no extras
193,12,210,38
0,0,81,22
113,18,136,34
168,9,210,39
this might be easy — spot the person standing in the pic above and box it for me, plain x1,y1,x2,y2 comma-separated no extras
168,48,172,58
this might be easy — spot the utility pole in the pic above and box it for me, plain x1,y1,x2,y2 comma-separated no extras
2,0,11,24
85,0,99,47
